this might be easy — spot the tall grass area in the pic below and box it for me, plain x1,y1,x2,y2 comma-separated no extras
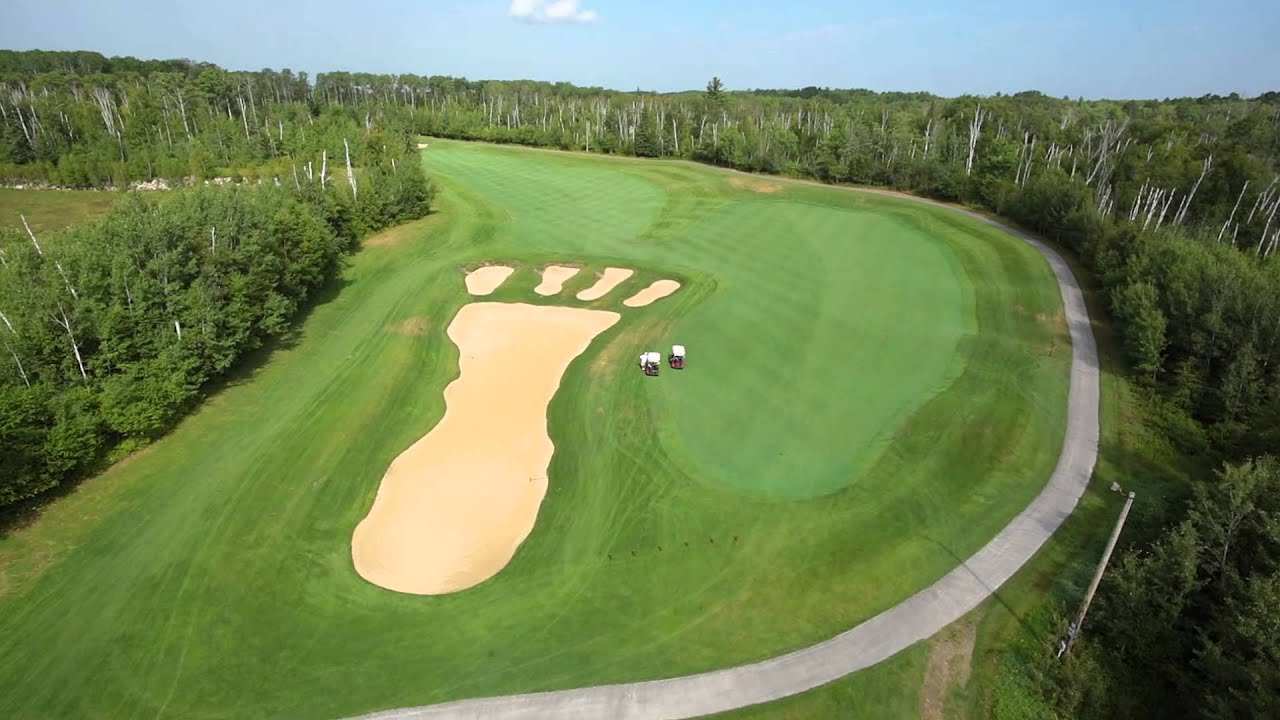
0,188,120,235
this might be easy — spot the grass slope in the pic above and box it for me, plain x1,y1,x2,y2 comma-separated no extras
0,140,1068,719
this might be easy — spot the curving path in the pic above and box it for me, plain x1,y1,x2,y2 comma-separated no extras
348,188,1100,720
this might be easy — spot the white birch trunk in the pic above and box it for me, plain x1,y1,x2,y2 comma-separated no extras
1130,180,1149,222
1023,136,1036,185
1218,181,1249,242
1259,199,1280,256
177,91,191,140
344,138,357,202
54,261,78,300
1174,154,1213,226
52,304,87,380
1143,189,1166,231
1096,183,1112,215
1246,176,1278,224
1155,191,1177,231
237,96,250,138
13,106,33,147
20,215,43,255
1,307,28,386
3,339,28,387
966,106,986,176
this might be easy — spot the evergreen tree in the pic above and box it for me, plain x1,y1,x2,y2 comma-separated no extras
633,110,659,157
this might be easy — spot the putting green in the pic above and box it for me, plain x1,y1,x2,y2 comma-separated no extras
0,140,1069,719
654,203,972,498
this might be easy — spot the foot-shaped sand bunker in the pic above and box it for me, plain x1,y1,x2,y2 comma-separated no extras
464,265,515,295
576,268,634,301
623,279,682,307
534,265,580,296
352,303,621,595
353,263,682,595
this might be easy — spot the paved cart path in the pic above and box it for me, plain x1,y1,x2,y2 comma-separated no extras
349,187,1100,720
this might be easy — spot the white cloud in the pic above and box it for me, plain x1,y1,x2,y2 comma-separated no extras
509,0,598,24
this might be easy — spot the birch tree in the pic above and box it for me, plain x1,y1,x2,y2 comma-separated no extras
344,137,357,202
966,105,986,176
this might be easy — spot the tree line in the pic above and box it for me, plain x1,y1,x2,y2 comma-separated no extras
3,49,1279,716
1,50,433,509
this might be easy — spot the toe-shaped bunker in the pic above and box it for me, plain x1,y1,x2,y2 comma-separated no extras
623,279,681,308
465,265,515,296
576,268,635,301
534,265,581,296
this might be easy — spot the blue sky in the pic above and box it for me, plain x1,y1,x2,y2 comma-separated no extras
1,0,1275,98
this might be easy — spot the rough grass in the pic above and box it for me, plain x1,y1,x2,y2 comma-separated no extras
0,140,1069,719
0,188,121,235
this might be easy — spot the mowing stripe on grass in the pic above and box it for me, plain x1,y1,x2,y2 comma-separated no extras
0,141,1072,720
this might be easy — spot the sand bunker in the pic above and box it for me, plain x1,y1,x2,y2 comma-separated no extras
417,143,430,149
576,268,635,301
351,302,620,595
464,265,515,296
623,280,681,308
534,265,580,296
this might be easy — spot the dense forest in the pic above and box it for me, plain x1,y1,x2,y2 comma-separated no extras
3,49,1280,718
0,51,433,509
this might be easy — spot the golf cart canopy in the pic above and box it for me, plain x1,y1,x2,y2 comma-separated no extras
644,351,661,364
672,345,685,357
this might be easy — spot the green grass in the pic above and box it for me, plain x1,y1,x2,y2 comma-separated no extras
713,232,1199,720
0,139,1069,719
654,202,972,498
954,248,1198,720
0,187,121,235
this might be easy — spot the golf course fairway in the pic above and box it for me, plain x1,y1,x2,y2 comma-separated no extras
0,139,1071,719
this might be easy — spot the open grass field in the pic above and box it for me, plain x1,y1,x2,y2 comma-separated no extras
0,139,1069,719
0,187,120,235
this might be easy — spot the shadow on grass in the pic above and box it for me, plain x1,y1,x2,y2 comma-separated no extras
198,272,353,395
922,535,1047,644
0,270,354,542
